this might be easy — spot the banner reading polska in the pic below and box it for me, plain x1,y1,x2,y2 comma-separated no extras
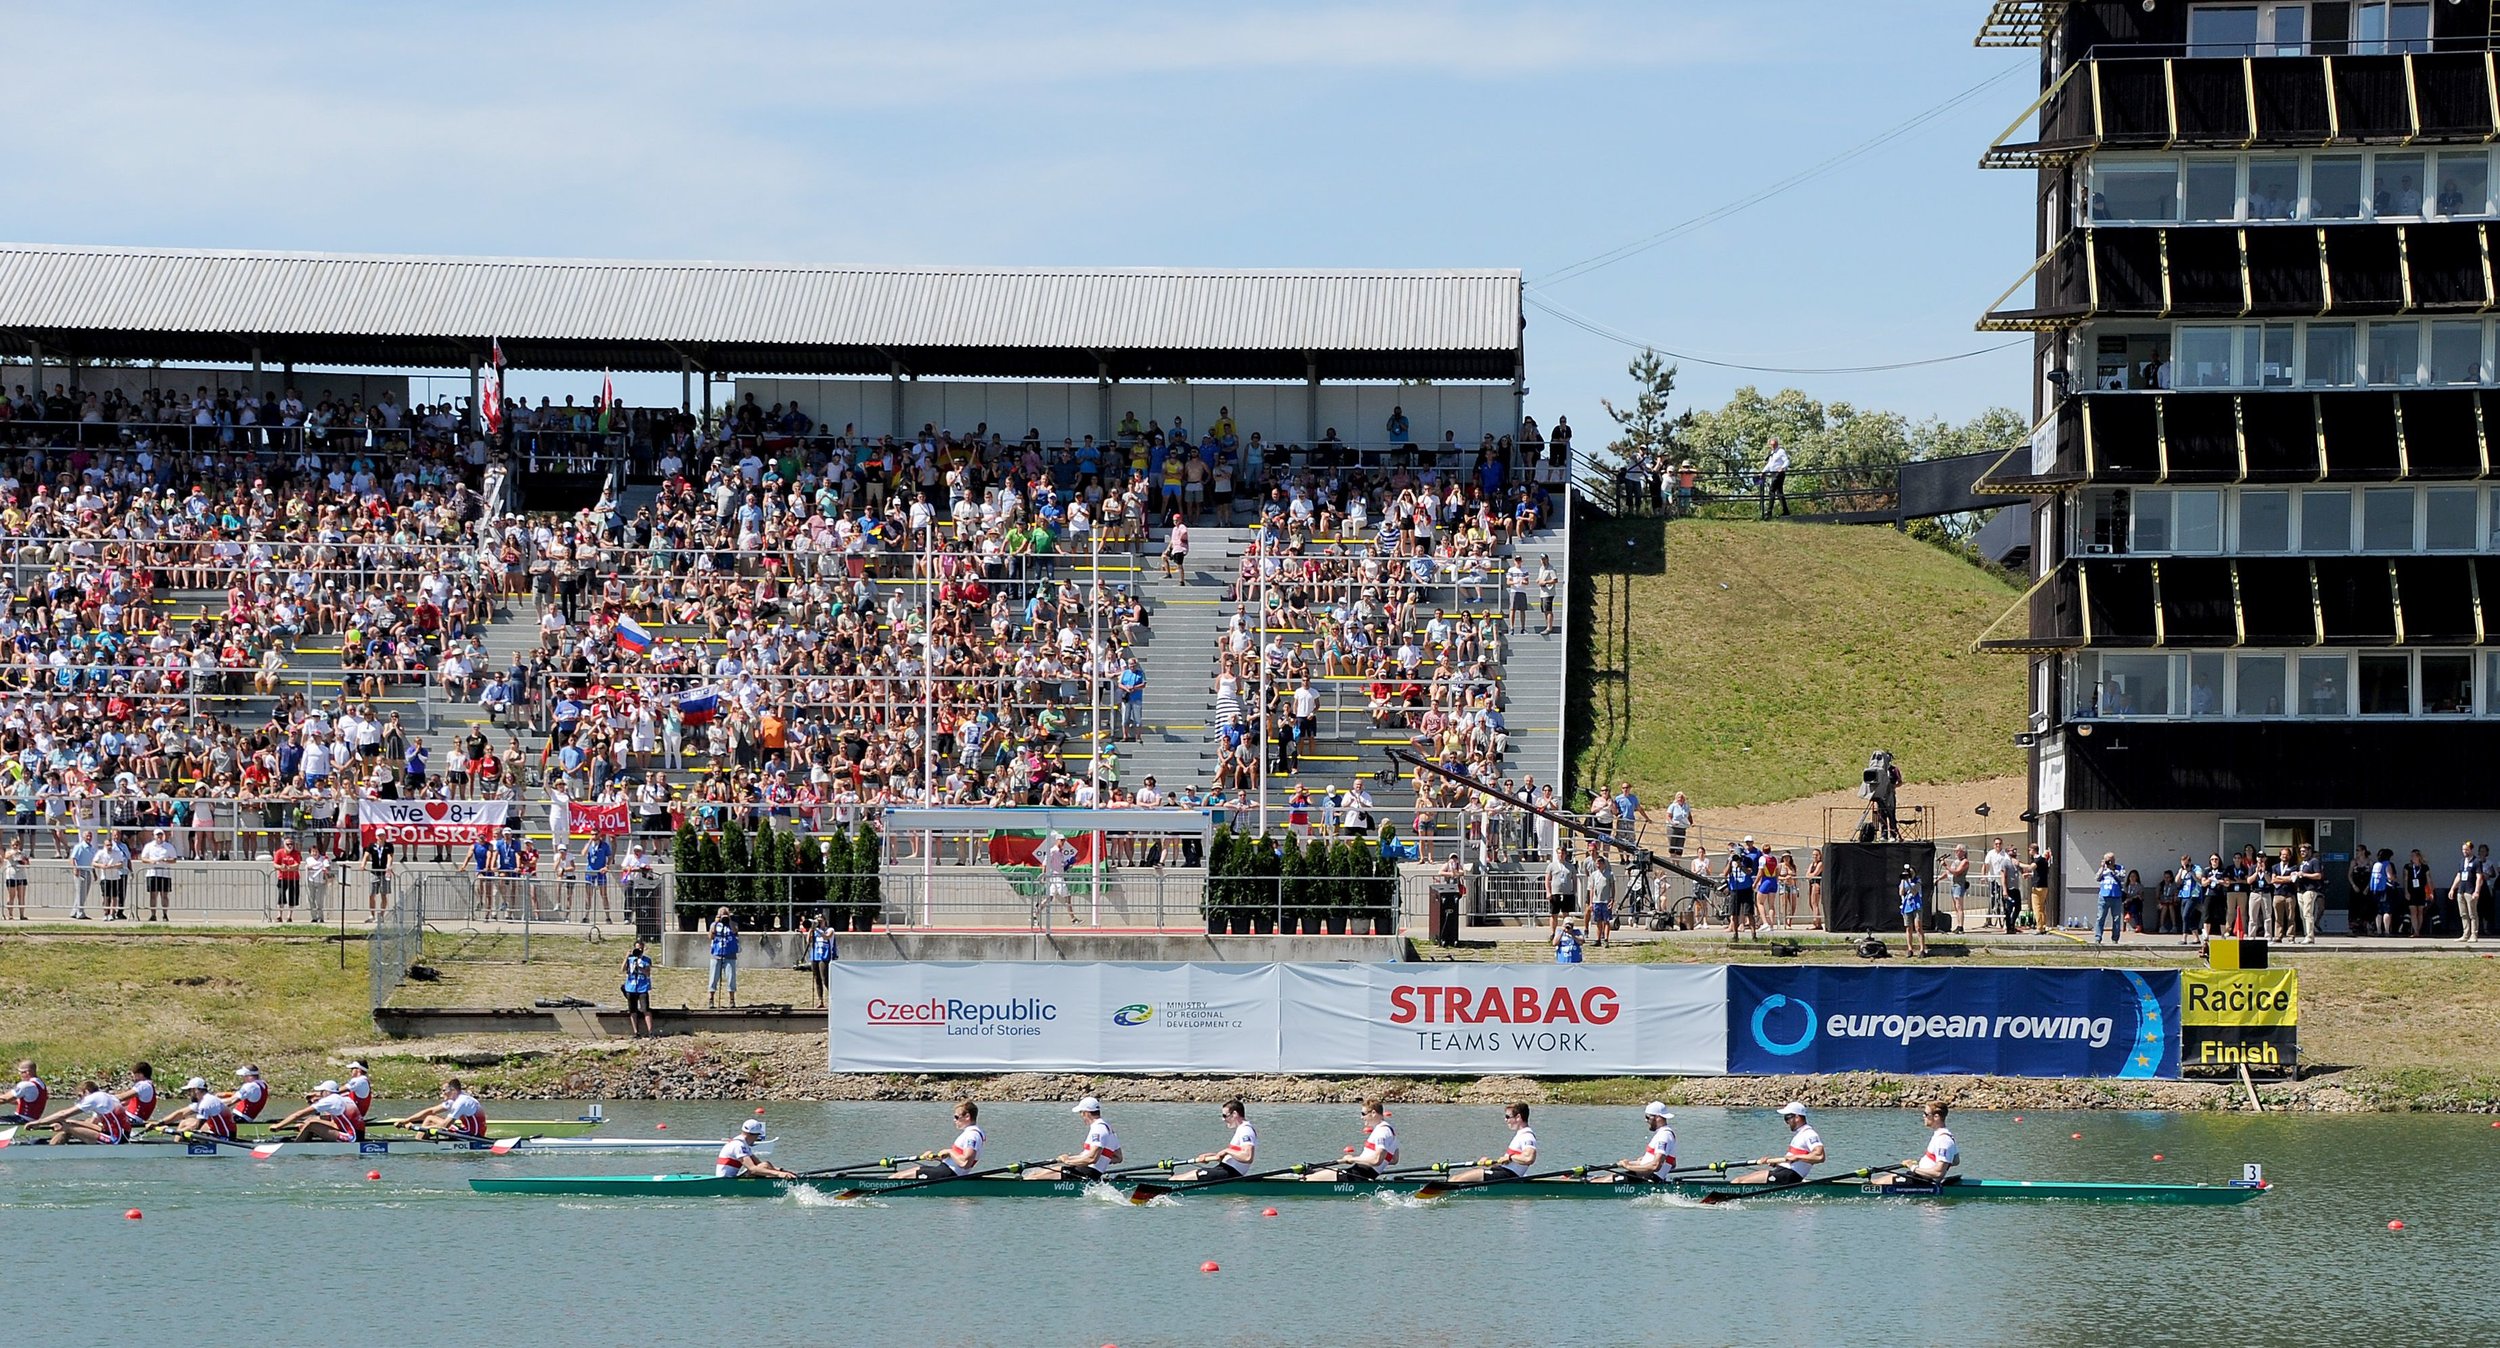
359,799,512,845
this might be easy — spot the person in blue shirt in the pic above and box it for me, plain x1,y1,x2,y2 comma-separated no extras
619,940,656,1038
492,828,524,920
803,913,838,1010
583,836,615,924
1725,841,1761,940
707,906,741,1008
2094,853,2126,946
1117,659,1147,742
1553,920,1584,964
1901,865,1929,958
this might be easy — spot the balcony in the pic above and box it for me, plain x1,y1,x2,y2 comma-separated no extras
1976,554,2497,650
1978,388,2498,492
1982,49,2500,169
1980,222,2494,329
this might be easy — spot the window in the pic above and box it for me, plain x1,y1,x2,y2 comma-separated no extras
2358,653,2411,715
2188,4,2262,55
2083,491,2132,553
2422,653,2474,714
2185,161,2241,222
2258,325,2296,386
2178,327,2239,388
2373,153,2426,217
2176,490,2224,553
2298,654,2346,717
2237,655,2288,715
2099,654,2173,716
2238,491,2292,552
2305,324,2357,386
2430,322,2483,385
2362,488,2416,551
2133,491,2173,552
2299,489,2352,551
2354,1,2431,55
2093,163,2178,223
2434,152,2489,218
2424,488,2477,550
2367,322,2420,385
2310,156,2364,219
2187,653,2226,716
2248,158,2302,220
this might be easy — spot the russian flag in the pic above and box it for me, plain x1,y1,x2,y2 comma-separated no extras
614,616,655,656
678,684,719,725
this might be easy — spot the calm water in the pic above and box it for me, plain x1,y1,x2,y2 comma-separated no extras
3,1101,2492,1347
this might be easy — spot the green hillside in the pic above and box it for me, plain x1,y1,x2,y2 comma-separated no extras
1567,516,2027,807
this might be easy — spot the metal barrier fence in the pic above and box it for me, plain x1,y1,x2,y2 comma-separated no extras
652,867,1419,935
370,875,427,1008
0,859,282,922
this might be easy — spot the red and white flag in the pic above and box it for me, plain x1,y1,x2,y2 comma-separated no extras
360,798,511,845
480,339,506,438
569,803,631,839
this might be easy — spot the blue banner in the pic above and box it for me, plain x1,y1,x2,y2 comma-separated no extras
1725,967,2179,1079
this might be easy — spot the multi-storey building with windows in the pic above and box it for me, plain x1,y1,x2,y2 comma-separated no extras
1975,1,2499,925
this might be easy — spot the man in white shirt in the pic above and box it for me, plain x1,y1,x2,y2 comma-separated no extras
1451,1103,1539,1185
1187,1099,1259,1181
1612,1102,1680,1183
714,1117,793,1179
1735,1101,1824,1187
34,1079,132,1145
893,1100,984,1181
140,828,179,921
1034,1096,1123,1181
1759,438,1792,518
1877,1101,1960,1188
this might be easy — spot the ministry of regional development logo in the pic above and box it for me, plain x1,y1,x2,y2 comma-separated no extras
1111,1004,1154,1027
1750,993,1817,1056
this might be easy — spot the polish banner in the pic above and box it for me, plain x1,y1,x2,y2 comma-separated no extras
568,803,632,838
359,798,512,845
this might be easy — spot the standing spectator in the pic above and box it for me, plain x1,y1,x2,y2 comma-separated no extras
1543,845,1577,941
2092,852,2125,945
1665,792,1692,857
306,847,335,923
1725,839,1761,940
1610,781,1647,849
2174,854,2206,946
1757,849,1786,928
1986,838,2019,932
2244,848,2274,940
366,840,393,919
1804,847,1825,929
67,830,98,921
272,837,304,924
706,906,741,1008
1536,556,1559,636
1944,844,1972,932
2365,847,2397,936
2268,847,2297,942
2153,868,2180,936
2027,842,2054,932
2,837,26,920
2403,848,2434,938
2451,842,2484,945
1162,515,1189,582
1759,438,1791,518
1900,864,1928,958
619,941,657,1038
2347,844,2374,934
804,913,838,1010
1584,851,1615,948
140,829,179,922
2293,844,2325,945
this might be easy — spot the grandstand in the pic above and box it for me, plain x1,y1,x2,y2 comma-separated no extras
0,243,1568,942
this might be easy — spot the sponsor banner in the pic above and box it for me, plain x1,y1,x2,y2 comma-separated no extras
1726,966,2180,1079
2181,969,2298,1069
826,963,1278,1073
1277,965,1726,1076
568,803,631,839
358,799,512,845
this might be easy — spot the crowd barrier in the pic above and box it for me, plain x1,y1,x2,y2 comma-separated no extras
826,962,2298,1079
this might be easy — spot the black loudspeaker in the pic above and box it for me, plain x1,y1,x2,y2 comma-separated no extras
1826,841,1937,933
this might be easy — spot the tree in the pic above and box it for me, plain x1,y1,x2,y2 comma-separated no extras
721,818,752,919
1598,349,1685,480
850,823,882,930
693,832,725,927
752,817,782,927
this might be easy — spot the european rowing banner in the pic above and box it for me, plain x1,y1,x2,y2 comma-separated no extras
826,963,1281,1073
1276,965,1727,1076
1725,967,2181,1079
2179,969,2298,1070
357,798,513,845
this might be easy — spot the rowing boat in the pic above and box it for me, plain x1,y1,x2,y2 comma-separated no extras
0,1136,762,1162
238,1118,607,1140
467,1172,2265,1205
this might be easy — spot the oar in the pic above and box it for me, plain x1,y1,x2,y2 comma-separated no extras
149,1127,260,1153
787,1157,911,1180
828,1159,1047,1201
1127,1163,1311,1205
1413,1164,1598,1199
488,1134,547,1156
1697,1163,1905,1205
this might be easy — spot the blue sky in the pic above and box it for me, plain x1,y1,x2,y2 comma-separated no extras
13,2,2037,438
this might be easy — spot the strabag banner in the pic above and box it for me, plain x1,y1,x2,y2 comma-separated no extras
826,963,1280,1073
2180,969,2298,1070
358,798,512,845
1277,965,1727,1076
1726,966,2180,1079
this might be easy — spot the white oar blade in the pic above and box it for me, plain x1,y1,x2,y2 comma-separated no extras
249,1141,286,1159
0,1126,16,1146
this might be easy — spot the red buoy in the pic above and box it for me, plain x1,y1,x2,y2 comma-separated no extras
2152,1154,2165,1161
2071,1132,2083,1140
366,1170,382,1181
1200,1260,1220,1273
2388,1220,2406,1231
755,1107,767,1115
1261,1207,1279,1217
655,1123,667,1130
2012,1116,2023,1123
124,1209,142,1220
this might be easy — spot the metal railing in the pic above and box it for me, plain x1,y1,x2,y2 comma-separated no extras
370,875,427,1007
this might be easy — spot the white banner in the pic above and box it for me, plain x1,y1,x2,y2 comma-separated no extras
1278,964,1726,1076
358,798,512,845
827,963,1280,1073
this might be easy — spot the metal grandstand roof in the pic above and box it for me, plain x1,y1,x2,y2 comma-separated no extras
0,243,1522,381
1975,0,2065,47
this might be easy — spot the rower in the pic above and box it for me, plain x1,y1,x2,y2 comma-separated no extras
1732,1100,1824,1187
3,1060,46,1126
273,1081,365,1142
1184,1099,1257,1181
1303,1099,1396,1182
157,1078,235,1139
35,1080,132,1145
396,1078,488,1138
342,1062,374,1117
1031,1096,1122,1180
1874,1101,1959,1188
1449,1103,1538,1185
715,1118,794,1180
1610,1102,1678,1182
892,1099,983,1182
228,1065,273,1126
114,1062,158,1132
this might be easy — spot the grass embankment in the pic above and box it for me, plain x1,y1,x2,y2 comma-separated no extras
1566,516,2026,807
4,930,2496,1111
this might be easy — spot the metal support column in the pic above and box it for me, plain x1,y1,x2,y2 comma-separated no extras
889,360,906,439
1305,357,1320,445
1098,360,1113,444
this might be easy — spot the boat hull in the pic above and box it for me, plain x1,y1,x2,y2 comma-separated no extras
466,1173,2264,1204
240,1119,606,1140
0,1135,757,1161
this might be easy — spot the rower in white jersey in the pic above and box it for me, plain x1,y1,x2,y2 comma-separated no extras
341,1062,373,1117
157,1078,235,1138
1874,1100,1960,1187
393,1077,487,1138
1185,1099,1258,1181
226,1065,273,1126
272,1081,364,1142
1733,1100,1825,1187
1304,1099,1397,1182
1450,1103,1539,1184
1031,1096,1122,1180
715,1118,794,1179
113,1062,159,1132
34,1079,133,1145
1610,1102,1679,1182
892,1100,984,1181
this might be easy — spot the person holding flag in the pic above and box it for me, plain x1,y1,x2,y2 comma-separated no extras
614,614,656,656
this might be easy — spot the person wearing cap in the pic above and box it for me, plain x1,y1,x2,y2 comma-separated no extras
715,1117,793,1180
139,826,179,921
33,1079,132,1145
272,1080,365,1142
342,1062,373,1116
1874,1101,1959,1188
1725,839,1762,940
1450,1103,1539,1185
94,830,130,921
892,1099,984,1182
1553,918,1585,964
1031,1096,1123,1181
226,1065,273,1124
394,1077,487,1139
1734,1102,1825,1187
156,1077,235,1139
620,940,657,1037
1303,1099,1397,1182
1610,1103,1679,1182
1185,1099,1258,1181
